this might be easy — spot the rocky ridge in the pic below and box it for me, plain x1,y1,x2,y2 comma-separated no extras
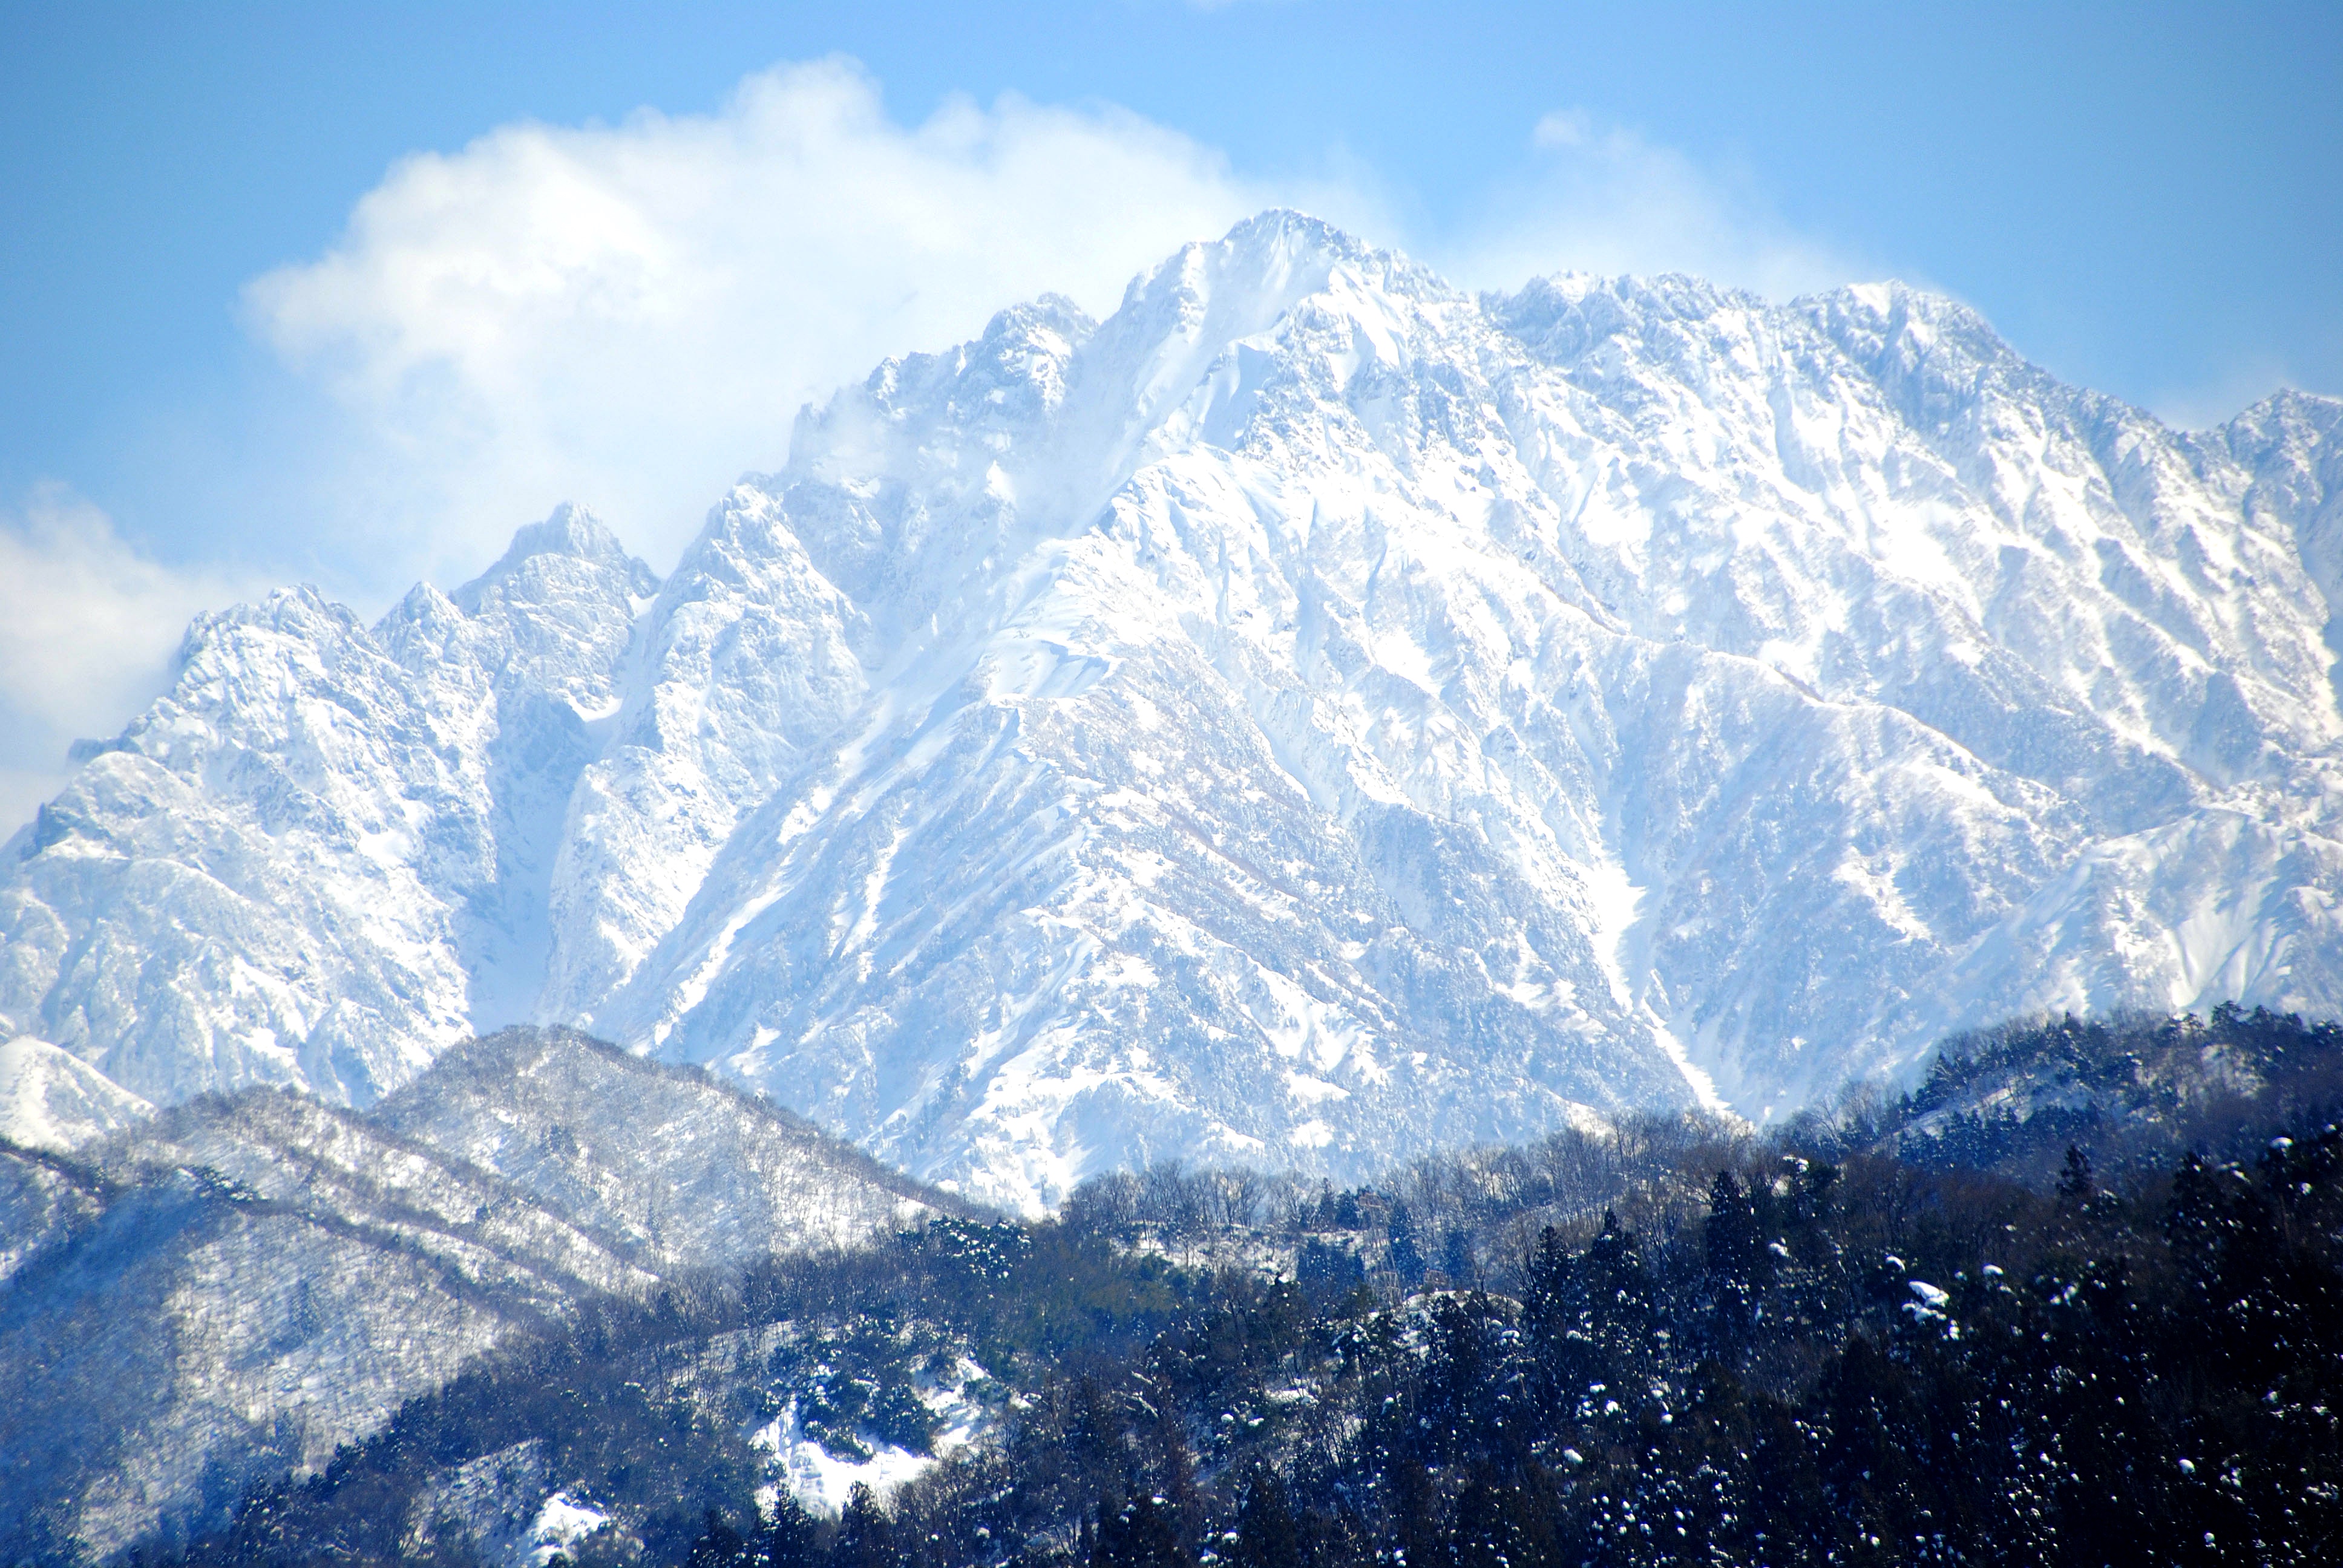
2,214,2339,1209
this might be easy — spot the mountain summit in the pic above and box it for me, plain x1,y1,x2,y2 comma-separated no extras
5,214,2341,1208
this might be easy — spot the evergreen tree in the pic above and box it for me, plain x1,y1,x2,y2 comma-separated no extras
1703,1170,1759,1281
1386,1202,1427,1286
2056,1143,2096,1204
831,1485,895,1568
1227,1472,1300,1568
1440,1227,1474,1287
761,1490,821,1568
1090,1493,1188,1568
686,1509,749,1568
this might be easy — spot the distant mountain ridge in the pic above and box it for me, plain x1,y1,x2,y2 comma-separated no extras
4,212,2342,1208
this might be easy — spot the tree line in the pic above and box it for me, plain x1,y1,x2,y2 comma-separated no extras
94,1008,2343,1568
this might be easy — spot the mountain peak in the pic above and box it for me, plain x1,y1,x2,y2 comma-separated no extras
0,1036,150,1152
1217,207,1452,302
1219,207,1366,263
2230,386,2343,433
981,291,1095,351
453,503,659,613
1112,210,1441,323
1796,278,2021,376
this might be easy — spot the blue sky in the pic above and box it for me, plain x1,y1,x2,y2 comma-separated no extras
1,0,2339,823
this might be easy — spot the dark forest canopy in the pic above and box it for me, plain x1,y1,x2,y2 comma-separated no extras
47,1008,2343,1568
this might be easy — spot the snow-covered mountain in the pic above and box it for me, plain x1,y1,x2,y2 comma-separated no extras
0,1027,948,1558
4,212,2341,1209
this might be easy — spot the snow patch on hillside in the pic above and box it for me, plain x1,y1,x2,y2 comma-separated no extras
0,1037,151,1152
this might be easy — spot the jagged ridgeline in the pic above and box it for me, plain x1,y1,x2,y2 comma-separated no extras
1,1009,2332,1567
6,213,2343,1211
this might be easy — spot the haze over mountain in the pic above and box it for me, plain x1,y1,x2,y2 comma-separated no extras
3,212,2339,1210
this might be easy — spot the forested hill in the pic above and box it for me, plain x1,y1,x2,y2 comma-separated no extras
1818,1002,2343,1183
106,1011,2343,1567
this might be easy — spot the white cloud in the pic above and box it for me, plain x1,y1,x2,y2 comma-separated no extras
248,57,1379,580
0,488,261,834
1441,108,1870,304
2,73,1873,835
1530,109,1594,151
242,69,1867,593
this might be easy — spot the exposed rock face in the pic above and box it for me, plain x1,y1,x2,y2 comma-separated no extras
4,213,2340,1209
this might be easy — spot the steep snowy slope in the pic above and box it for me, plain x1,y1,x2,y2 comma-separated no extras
595,217,2343,1198
0,1027,945,1559
2214,389,2343,622
0,506,652,1108
0,1034,151,1152
3,213,2339,1208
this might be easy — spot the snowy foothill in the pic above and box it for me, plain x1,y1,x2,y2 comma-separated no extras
0,1036,151,1152
0,1028,955,1559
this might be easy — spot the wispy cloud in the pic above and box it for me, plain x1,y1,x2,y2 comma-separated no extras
0,488,261,833
247,57,1380,580
243,71,1873,593
1440,108,1870,303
